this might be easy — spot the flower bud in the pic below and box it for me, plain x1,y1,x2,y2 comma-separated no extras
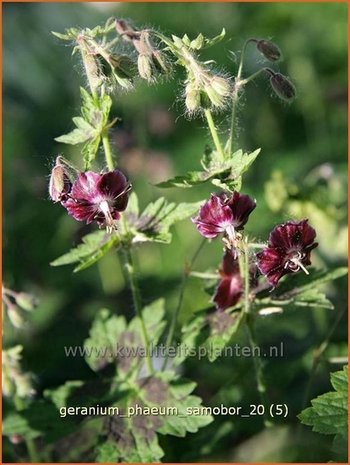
257,39,282,62
15,292,38,312
210,76,231,97
7,306,24,329
9,435,24,445
204,75,230,108
185,82,201,112
49,157,72,202
152,50,170,74
137,54,153,81
270,72,296,102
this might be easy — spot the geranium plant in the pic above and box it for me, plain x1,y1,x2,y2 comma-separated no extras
3,16,347,463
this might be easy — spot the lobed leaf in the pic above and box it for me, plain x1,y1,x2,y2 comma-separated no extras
50,230,120,272
156,148,260,191
298,365,348,439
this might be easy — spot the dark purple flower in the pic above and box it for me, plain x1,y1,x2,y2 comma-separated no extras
256,219,318,287
213,250,243,311
192,191,256,241
63,170,131,232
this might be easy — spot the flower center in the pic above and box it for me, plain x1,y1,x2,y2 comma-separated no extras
99,200,116,233
284,251,309,275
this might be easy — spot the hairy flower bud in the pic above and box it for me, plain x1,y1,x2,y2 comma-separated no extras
256,39,282,62
185,82,201,112
15,292,38,312
270,72,296,102
7,305,24,329
138,54,153,81
49,157,72,202
204,75,230,108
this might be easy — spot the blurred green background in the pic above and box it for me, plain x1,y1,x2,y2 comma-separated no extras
3,2,347,462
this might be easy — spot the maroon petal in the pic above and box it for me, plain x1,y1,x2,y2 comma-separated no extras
192,194,233,238
213,250,243,311
226,191,256,229
269,219,316,250
256,247,285,287
64,198,99,224
213,276,243,311
70,171,102,202
221,249,240,276
97,170,129,211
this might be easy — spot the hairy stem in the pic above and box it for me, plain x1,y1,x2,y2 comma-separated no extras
204,109,225,161
162,238,206,370
122,247,154,375
102,131,116,171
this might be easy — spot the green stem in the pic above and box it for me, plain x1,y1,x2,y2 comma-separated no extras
14,397,40,462
245,315,272,428
122,247,154,375
240,240,271,427
162,238,206,370
240,67,270,86
204,109,225,161
237,38,256,81
102,131,116,171
227,92,238,155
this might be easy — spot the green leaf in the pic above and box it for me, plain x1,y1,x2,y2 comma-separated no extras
205,310,245,361
84,309,127,372
156,148,260,191
55,89,114,169
126,194,201,244
174,309,245,364
258,267,348,311
298,365,348,439
44,380,84,409
50,230,120,272
95,373,212,462
137,372,213,437
3,400,79,443
201,28,226,49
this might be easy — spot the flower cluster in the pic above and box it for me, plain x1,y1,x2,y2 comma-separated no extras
49,158,131,232
192,191,318,311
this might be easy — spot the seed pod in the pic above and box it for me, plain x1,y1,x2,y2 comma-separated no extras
257,39,282,62
270,73,296,102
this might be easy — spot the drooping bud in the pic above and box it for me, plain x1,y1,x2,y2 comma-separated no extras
137,54,153,81
152,49,170,74
256,39,282,62
269,72,296,102
2,346,35,399
7,305,24,329
49,156,72,202
185,82,201,112
204,75,231,108
15,292,38,312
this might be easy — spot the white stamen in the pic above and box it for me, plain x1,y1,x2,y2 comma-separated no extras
289,257,309,275
99,200,116,233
